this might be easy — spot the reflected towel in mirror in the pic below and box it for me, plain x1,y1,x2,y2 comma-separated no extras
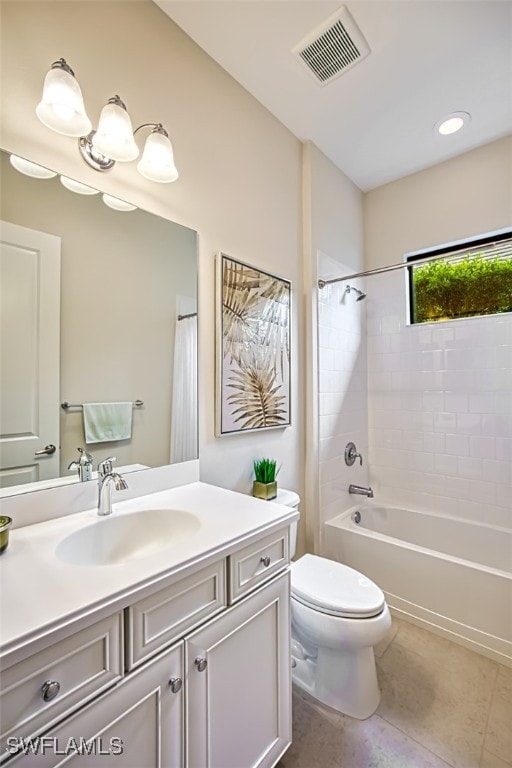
83,402,133,444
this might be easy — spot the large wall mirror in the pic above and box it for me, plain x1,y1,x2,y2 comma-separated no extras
0,150,198,495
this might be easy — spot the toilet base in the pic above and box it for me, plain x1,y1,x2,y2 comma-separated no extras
291,640,381,720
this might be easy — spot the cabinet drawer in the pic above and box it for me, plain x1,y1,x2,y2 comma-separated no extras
0,613,123,761
229,527,289,602
126,560,226,669
4,641,184,768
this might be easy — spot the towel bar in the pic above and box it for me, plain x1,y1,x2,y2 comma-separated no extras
61,400,143,410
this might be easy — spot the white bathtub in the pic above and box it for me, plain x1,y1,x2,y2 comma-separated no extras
324,505,512,667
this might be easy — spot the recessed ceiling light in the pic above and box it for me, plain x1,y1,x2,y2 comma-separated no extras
435,111,471,136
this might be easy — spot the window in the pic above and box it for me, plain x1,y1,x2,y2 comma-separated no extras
407,230,512,324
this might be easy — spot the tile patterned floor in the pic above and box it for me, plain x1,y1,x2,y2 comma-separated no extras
279,616,512,768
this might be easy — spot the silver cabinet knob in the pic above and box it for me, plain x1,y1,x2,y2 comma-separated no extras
195,657,207,672
168,677,182,694
41,680,60,702
260,556,271,567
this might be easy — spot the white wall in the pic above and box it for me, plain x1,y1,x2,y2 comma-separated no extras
317,259,369,542
364,136,512,271
366,269,512,528
363,136,512,529
302,143,365,551
0,1,304,498
312,137,512,543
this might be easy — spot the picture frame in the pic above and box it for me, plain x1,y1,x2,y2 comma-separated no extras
216,253,291,435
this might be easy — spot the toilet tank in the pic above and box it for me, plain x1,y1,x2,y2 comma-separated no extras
275,488,300,559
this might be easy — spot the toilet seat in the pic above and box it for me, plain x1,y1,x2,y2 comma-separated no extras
291,554,385,619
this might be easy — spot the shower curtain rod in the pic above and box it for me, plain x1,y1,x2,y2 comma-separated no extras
177,312,197,320
317,252,446,288
317,232,511,288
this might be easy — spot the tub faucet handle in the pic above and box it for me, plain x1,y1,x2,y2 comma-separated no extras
345,442,363,466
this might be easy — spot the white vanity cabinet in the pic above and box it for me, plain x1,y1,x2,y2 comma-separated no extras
2,520,292,768
187,571,290,768
0,614,123,761
5,641,185,768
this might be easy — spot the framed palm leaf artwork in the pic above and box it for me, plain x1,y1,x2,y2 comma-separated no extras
216,253,291,435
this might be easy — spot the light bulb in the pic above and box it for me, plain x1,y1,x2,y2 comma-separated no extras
435,111,471,136
137,129,179,183
92,97,139,162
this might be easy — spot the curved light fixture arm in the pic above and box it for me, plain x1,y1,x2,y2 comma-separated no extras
133,123,169,137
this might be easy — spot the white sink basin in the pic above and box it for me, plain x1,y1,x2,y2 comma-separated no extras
56,508,201,566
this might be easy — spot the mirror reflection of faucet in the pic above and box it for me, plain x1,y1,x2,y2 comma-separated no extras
68,447,93,482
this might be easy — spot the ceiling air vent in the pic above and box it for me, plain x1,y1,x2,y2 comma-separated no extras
293,6,370,85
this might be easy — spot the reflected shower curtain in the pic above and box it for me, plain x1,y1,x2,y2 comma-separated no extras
170,315,198,462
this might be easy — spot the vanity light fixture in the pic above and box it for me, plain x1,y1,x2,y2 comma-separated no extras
36,58,179,183
435,111,471,136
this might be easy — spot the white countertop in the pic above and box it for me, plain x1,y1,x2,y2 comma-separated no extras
0,482,296,659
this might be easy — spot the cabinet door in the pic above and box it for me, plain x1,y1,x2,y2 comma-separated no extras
6,642,184,768
186,571,291,768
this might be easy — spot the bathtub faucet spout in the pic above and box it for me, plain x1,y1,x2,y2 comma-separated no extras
349,484,374,498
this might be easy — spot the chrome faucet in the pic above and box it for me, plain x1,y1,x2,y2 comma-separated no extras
348,484,374,498
97,457,128,516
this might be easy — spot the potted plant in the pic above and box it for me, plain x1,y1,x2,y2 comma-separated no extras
253,458,280,500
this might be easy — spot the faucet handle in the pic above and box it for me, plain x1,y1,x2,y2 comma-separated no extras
345,442,363,467
98,456,117,477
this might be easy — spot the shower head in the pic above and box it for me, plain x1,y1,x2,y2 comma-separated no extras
345,284,367,301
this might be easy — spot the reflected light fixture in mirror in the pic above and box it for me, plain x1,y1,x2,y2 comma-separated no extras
60,176,99,195
36,58,179,183
9,153,136,211
102,194,137,212
9,154,57,179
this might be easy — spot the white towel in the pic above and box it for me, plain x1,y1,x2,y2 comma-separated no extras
83,402,133,444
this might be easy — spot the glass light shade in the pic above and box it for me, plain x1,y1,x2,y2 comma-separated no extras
92,100,139,162
9,154,57,179
60,176,99,195
137,132,179,183
102,194,137,212
36,65,92,137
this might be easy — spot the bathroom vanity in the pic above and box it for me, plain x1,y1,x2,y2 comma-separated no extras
0,479,297,767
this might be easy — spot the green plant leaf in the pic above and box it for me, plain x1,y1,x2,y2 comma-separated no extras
412,253,512,323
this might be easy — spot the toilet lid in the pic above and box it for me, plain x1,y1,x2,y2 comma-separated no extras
291,554,385,619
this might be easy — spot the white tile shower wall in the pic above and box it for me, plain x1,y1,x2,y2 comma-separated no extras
317,254,369,535
367,269,512,529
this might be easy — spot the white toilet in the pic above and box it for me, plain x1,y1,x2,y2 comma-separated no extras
276,488,391,720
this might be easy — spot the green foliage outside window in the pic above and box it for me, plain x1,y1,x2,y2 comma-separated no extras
411,254,512,323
